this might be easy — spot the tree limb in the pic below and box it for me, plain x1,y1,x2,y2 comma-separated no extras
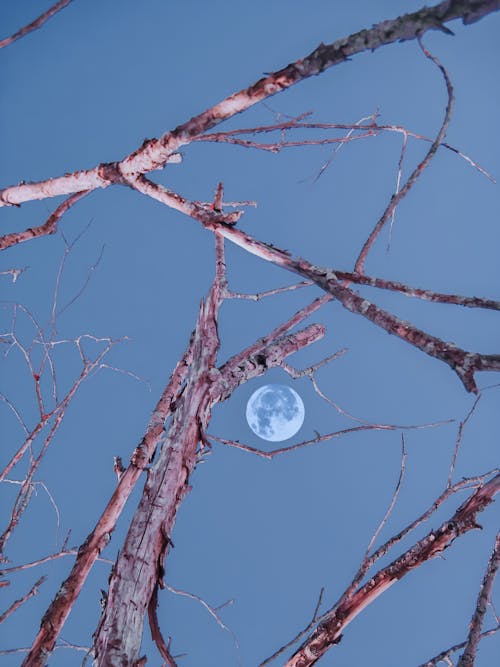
285,473,500,667
1,0,499,207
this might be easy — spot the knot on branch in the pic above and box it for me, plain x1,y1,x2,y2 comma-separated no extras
130,444,151,470
97,161,124,185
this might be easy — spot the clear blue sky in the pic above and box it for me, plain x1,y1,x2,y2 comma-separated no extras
1,1,499,665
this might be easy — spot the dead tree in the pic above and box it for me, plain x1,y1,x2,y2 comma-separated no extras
0,2,499,666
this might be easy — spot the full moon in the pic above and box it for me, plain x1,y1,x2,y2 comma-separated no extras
246,384,305,442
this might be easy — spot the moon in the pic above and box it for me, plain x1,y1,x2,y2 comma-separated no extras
245,384,305,442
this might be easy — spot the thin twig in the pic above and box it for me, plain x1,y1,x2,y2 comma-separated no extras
354,38,454,273
457,531,500,667
447,396,481,486
258,589,325,667
0,0,72,49
0,191,89,250
418,625,500,666
0,577,46,624
209,418,449,460
365,435,407,556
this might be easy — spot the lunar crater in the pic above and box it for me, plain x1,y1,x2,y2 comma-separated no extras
246,384,305,442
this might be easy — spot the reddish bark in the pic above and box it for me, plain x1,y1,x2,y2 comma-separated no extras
92,289,324,665
0,0,72,49
1,1,499,207
286,474,500,667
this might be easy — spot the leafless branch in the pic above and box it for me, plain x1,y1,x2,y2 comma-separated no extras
209,419,445,460
447,396,482,486
325,270,500,311
354,38,454,273
164,582,239,658
0,577,46,624
365,435,407,556
1,1,498,208
259,589,325,667
0,191,89,250
0,0,72,49
285,473,500,667
197,115,494,182
418,626,500,666
148,585,179,667
456,531,500,666
22,331,196,666
0,267,29,282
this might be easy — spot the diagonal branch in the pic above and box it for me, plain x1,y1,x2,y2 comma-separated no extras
0,0,72,49
130,174,500,393
1,0,499,207
21,337,195,667
354,38,454,273
0,577,46,624
0,191,89,251
456,531,500,666
325,270,500,311
285,473,500,667
216,227,499,393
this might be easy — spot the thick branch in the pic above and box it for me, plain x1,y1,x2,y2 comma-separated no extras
22,339,194,667
131,173,499,392
92,285,223,666
1,0,499,207
192,216,499,393
93,311,324,665
286,473,500,667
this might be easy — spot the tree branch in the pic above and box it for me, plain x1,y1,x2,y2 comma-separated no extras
0,0,72,49
285,473,500,667
1,0,498,207
457,531,500,666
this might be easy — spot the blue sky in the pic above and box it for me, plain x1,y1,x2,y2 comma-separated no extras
1,1,499,665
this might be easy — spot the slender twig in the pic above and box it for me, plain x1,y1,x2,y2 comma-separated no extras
198,119,493,182
164,582,240,658
258,589,325,667
209,419,448,460
224,281,312,301
0,191,89,250
0,577,46,624
447,396,481,486
0,0,72,49
457,531,500,667
0,267,28,282
418,625,500,666
285,473,500,667
365,435,407,556
354,38,454,273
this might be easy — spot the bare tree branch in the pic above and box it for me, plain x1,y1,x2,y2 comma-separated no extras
0,577,46,624
457,531,500,666
0,191,89,250
325,271,500,311
418,625,500,666
1,0,498,207
0,0,72,49
354,38,454,273
21,334,195,667
285,473,500,667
